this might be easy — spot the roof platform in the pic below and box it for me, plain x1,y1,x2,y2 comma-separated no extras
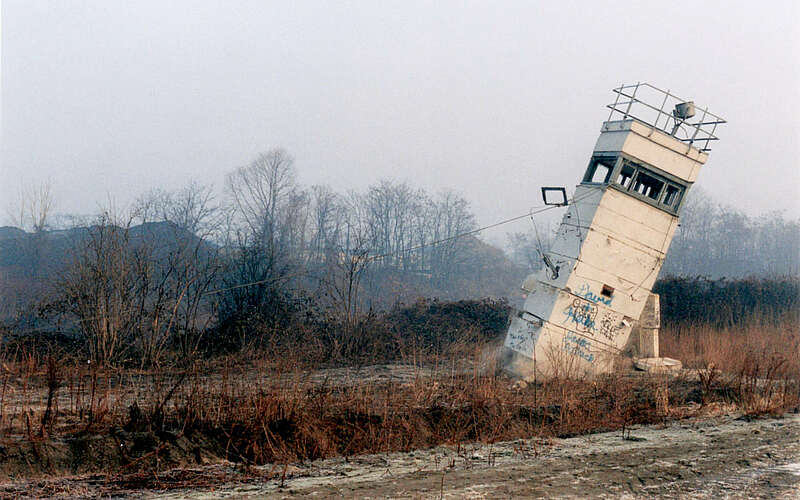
606,82,726,153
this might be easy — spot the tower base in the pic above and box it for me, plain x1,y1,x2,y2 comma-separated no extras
502,293,683,379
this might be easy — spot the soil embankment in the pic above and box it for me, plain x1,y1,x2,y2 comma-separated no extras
2,413,797,498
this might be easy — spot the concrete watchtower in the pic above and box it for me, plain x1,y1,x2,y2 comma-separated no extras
504,83,725,378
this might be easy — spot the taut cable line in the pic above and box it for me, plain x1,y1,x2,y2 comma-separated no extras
7,193,590,336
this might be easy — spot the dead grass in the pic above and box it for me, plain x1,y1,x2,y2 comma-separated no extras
661,319,800,415
0,320,796,481
660,320,799,373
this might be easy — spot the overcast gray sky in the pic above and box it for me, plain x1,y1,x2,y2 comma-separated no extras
2,0,799,241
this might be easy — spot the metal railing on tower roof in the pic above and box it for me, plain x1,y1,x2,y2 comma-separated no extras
606,82,726,153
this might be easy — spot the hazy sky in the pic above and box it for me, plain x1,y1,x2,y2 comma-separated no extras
2,1,799,241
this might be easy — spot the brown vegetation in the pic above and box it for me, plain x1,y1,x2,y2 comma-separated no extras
0,314,797,485
661,320,799,413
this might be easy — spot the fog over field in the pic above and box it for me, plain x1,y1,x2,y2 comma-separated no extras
0,5,799,496
2,0,799,242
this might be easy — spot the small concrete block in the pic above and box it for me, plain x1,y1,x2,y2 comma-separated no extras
634,357,682,373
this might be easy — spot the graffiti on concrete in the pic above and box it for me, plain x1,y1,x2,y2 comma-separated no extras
563,333,595,363
577,283,612,306
505,316,542,357
562,298,597,333
563,285,625,342
597,309,625,341
505,328,529,354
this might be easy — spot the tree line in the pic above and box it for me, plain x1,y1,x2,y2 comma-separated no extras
662,187,800,278
3,153,797,366
2,148,517,366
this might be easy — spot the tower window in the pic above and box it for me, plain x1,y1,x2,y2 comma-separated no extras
583,156,617,184
662,184,682,207
605,155,688,213
616,164,636,188
631,170,664,200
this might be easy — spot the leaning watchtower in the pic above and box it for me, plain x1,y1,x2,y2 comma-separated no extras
505,83,725,377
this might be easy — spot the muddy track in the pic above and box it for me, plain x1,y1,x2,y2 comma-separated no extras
5,412,794,499
146,413,798,499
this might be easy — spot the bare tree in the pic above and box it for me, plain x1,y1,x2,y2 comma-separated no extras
325,238,370,330
135,182,220,237
308,185,343,267
51,182,224,366
226,149,298,244
427,189,476,284
218,149,310,345
131,182,223,362
362,180,424,270
6,180,56,233
57,211,138,365
0,182,59,322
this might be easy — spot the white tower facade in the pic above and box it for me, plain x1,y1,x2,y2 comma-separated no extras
505,83,725,377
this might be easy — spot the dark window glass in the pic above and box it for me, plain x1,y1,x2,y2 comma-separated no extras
631,171,664,200
616,164,636,188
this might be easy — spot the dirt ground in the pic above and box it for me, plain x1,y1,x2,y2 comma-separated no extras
1,412,797,499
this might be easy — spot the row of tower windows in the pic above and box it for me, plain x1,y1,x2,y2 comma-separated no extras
582,155,686,214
